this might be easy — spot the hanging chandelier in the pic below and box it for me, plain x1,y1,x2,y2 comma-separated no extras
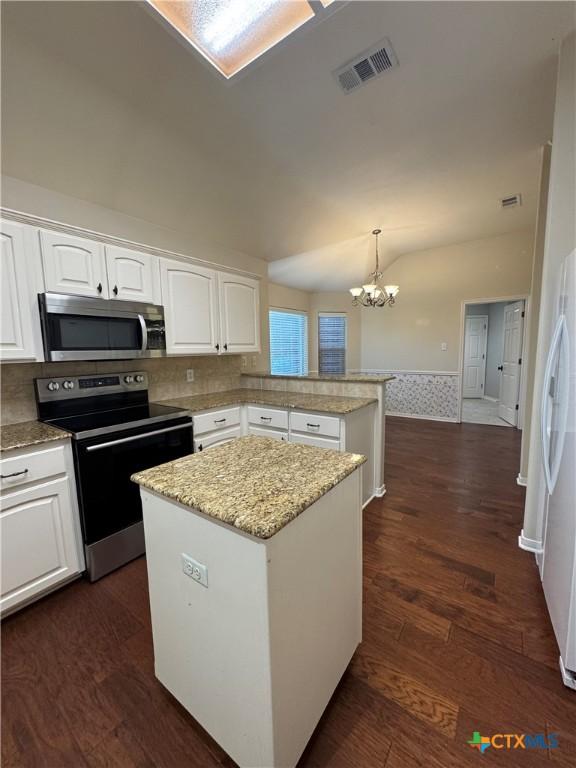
350,229,399,308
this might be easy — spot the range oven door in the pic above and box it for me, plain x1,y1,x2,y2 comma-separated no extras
73,418,192,580
39,292,166,361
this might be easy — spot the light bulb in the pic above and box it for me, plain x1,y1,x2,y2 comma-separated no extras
384,285,399,297
350,287,363,297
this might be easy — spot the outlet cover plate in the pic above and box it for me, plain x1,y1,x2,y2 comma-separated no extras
181,553,208,587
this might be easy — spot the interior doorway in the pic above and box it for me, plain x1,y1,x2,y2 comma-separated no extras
460,298,527,427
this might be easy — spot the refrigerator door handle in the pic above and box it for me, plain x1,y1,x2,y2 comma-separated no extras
541,314,569,494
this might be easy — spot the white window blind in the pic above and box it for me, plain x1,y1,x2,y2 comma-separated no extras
318,313,347,374
269,309,308,375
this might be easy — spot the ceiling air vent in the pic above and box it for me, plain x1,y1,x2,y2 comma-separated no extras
501,194,522,209
334,38,398,94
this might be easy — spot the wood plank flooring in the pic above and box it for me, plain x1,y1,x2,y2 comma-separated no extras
3,417,576,767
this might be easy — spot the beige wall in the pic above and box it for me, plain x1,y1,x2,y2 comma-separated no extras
268,283,311,314
360,229,534,371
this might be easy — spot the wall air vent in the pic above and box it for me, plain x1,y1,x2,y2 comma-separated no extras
501,194,522,209
333,38,398,93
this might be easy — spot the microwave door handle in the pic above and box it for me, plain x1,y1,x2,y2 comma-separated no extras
138,314,148,353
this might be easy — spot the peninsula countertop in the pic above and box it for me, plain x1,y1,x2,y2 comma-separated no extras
241,372,395,384
0,421,70,453
160,388,377,415
132,435,366,539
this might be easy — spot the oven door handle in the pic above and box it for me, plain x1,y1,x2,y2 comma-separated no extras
138,314,148,354
85,422,191,452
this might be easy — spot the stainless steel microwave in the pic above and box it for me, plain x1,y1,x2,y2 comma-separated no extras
38,293,167,361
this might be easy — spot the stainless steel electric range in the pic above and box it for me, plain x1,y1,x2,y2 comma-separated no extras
35,371,193,581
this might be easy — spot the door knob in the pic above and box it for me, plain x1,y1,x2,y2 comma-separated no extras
113,285,118,296
97,283,103,294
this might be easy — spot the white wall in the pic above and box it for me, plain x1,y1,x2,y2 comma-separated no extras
360,229,534,372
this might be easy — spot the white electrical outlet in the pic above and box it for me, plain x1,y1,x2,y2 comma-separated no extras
186,369,195,382
181,553,208,587
241,356,248,368
441,342,448,352
250,356,258,368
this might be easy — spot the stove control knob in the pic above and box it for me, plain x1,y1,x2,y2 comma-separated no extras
47,381,60,392
135,375,145,383
62,380,75,390
124,375,134,384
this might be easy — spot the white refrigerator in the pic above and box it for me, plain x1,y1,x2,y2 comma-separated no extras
540,248,576,689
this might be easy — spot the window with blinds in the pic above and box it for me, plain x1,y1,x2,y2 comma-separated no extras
318,313,347,374
269,309,308,375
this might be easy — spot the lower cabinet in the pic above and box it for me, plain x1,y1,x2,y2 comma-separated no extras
247,426,288,441
0,441,84,615
194,427,241,452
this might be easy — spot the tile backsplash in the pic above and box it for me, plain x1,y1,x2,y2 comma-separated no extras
0,355,243,425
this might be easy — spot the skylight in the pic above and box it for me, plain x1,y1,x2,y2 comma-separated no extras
147,0,332,79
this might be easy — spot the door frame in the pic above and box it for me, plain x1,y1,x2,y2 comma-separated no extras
462,314,489,398
458,295,530,426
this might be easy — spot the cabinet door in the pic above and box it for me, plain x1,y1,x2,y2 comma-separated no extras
160,259,219,355
1,477,83,613
218,272,260,353
289,433,341,451
40,230,108,298
106,246,160,304
194,427,241,452
0,222,43,361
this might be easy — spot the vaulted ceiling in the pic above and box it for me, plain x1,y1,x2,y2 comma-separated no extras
2,1,574,289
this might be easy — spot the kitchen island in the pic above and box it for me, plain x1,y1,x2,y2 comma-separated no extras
132,436,365,768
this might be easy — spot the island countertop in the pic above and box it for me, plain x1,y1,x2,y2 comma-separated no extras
241,372,395,384
0,420,70,453
159,388,377,415
132,435,365,539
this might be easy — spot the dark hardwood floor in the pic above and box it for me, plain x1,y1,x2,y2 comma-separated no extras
3,417,575,767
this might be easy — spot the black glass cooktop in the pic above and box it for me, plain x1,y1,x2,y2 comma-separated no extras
47,402,190,440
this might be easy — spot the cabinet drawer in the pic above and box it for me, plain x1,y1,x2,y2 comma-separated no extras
194,427,241,452
247,406,288,430
0,444,67,492
290,433,341,451
248,426,288,442
289,411,341,439
193,407,241,436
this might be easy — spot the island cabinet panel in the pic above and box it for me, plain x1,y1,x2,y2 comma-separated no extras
140,469,362,768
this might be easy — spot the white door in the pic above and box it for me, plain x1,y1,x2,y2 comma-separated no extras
105,246,161,304
0,222,42,361
1,477,83,613
160,259,220,355
463,316,488,398
218,272,260,354
498,301,525,425
40,230,108,298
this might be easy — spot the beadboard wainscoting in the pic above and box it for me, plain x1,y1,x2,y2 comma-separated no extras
358,370,461,422
0,356,243,425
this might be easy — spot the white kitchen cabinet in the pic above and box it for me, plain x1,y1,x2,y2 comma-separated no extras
105,245,161,304
247,426,288,441
194,426,241,452
218,272,260,354
0,441,84,615
40,230,108,298
0,221,44,362
160,259,220,355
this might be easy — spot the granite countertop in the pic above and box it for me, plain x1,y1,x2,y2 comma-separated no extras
0,421,70,453
132,436,365,539
241,372,395,383
160,388,377,415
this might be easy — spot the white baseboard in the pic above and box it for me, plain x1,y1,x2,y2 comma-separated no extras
516,473,528,487
483,395,499,403
386,411,459,424
374,485,386,497
518,530,544,554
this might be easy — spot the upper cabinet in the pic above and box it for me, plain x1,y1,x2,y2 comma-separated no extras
0,221,44,362
218,272,260,354
40,231,108,299
160,259,220,355
105,246,161,304
160,260,261,356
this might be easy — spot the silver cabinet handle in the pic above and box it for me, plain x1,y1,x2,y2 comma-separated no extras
86,422,191,452
1,469,29,479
